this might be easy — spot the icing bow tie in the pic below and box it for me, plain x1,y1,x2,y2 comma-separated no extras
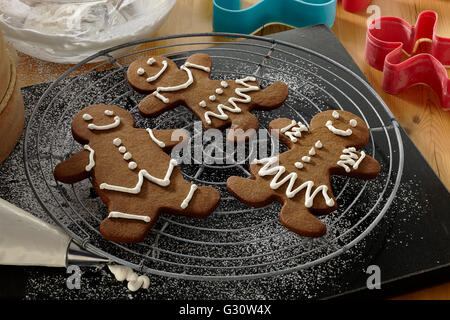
366,10,450,110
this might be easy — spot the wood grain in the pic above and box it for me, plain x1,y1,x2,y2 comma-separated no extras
9,0,450,299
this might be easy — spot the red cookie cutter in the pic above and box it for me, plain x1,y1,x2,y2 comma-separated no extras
365,11,450,110
342,0,371,13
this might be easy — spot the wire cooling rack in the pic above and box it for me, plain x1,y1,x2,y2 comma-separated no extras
23,33,404,281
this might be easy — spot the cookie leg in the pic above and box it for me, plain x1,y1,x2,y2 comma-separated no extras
99,207,158,243
227,176,274,207
338,153,381,180
309,184,337,216
279,200,327,238
177,185,220,218
227,112,259,142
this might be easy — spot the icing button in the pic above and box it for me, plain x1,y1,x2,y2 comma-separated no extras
128,162,137,170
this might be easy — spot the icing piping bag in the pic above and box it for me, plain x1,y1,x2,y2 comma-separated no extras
0,198,109,267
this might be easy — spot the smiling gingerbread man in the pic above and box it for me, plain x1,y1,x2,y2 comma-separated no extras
227,110,381,238
126,53,289,141
54,104,220,243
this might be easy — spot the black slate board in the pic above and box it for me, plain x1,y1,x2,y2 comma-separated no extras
0,25,449,300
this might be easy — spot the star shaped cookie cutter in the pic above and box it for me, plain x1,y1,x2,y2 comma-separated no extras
365,10,450,110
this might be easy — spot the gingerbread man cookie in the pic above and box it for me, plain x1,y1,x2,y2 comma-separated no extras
126,53,289,141
54,104,220,243
227,110,381,238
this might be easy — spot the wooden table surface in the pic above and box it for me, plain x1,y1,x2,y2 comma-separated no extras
11,0,450,300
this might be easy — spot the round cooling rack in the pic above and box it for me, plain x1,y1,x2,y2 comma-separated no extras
24,32,404,281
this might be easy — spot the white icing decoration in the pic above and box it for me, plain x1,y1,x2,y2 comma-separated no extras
315,140,323,149
302,156,311,163
100,159,178,194
280,120,308,143
137,67,145,76
325,120,352,136
146,60,168,83
209,95,216,101
199,100,207,108
108,265,150,292
215,88,223,95
280,120,296,133
332,111,340,119
88,116,121,131
294,162,303,169
204,76,259,124
253,157,334,207
337,147,366,172
118,146,126,153
220,81,228,88
128,162,137,170
82,114,93,121
147,57,155,65
349,119,357,127
180,184,198,209
309,147,316,156
83,145,95,172
146,128,166,148
152,64,196,103
113,138,122,147
104,110,114,116
184,61,210,72
150,62,211,103
152,91,170,103
123,152,132,161
108,211,150,223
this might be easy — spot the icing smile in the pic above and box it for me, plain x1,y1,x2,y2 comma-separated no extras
88,116,121,131
145,60,168,83
325,111,358,137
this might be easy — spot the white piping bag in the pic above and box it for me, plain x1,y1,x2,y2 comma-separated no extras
0,198,109,267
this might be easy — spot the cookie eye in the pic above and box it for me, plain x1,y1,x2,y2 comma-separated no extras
332,111,339,119
104,110,114,116
349,119,357,127
82,113,93,121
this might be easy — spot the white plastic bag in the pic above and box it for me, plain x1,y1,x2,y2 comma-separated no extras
0,0,176,63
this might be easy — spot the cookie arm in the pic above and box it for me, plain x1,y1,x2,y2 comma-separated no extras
138,93,183,117
331,152,381,179
184,53,213,71
251,82,289,110
268,118,300,149
54,149,91,184
227,175,274,207
147,128,190,152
